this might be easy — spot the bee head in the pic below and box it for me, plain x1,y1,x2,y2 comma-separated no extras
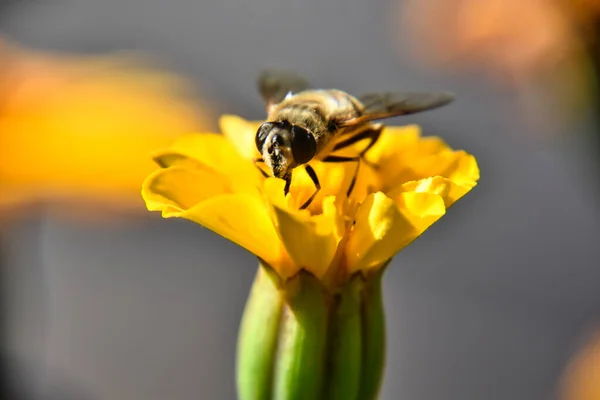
255,121,316,179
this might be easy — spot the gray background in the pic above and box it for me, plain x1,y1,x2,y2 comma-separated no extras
3,0,600,399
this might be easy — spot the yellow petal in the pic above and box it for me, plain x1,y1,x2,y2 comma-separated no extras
141,166,230,215
389,175,475,208
380,142,479,193
263,178,344,279
151,133,265,196
363,125,424,164
165,133,257,175
143,165,290,271
364,125,477,189
183,193,289,271
219,115,263,161
285,161,358,214
346,191,446,273
410,150,480,189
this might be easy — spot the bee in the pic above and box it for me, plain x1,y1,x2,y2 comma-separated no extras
254,69,454,209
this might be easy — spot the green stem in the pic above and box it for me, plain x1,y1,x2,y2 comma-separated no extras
325,274,363,400
236,264,284,400
272,271,328,400
236,262,387,400
358,267,386,400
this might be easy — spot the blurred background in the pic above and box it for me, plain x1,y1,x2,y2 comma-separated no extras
1,0,600,399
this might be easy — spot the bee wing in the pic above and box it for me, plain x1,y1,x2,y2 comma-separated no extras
257,69,310,111
340,91,454,126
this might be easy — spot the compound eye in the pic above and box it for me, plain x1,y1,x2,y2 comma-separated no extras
256,122,275,152
290,125,316,164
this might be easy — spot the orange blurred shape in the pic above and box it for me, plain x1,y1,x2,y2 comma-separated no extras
0,38,216,223
572,0,600,25
400,0,586,83
560,328,600,400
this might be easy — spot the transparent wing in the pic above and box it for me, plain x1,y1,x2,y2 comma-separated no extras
257,69,310,109
340,91,454,126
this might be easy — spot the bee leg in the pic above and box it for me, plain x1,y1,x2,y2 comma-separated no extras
299,165,321,210
322,155,361,197
358,127,383,161
253,157,270,178
332,126,383,169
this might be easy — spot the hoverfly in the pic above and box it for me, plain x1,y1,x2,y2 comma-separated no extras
254,69,454,209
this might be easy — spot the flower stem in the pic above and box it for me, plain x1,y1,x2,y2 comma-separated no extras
272,271,328,400
236,264,284,400
236,261,387,400
325,274,363,400
358,267,386,400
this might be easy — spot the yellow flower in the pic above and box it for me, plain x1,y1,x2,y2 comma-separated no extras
0,38,215,220
143,114,479,399
143,115,479,283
